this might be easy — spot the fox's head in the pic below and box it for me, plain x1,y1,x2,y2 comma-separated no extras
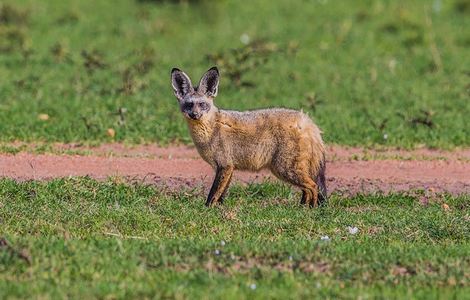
171,67,219,121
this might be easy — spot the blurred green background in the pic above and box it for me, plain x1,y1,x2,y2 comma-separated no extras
0,0,469,148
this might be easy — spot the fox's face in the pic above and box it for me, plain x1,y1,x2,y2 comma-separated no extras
178,92,213,121
171,67,219,121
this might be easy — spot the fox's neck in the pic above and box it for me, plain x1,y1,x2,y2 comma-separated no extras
186,110,218,146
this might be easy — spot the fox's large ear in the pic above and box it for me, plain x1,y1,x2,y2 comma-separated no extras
198,67,219,98
171,68,194,101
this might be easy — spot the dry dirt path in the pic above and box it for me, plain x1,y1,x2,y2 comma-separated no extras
1,144,469,195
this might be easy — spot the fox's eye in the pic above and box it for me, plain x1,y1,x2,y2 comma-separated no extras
182,102,193,111
199,102,210,111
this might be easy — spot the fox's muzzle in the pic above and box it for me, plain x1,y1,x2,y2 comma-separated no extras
187,112,201,120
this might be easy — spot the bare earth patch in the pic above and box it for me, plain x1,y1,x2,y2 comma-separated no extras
0,144,469,195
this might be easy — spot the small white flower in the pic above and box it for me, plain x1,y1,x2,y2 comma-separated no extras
383,133,388,140
320,235,330,241
240,33,250,45
347,226,359,235
220,240,226,246
288,255,293,261
214,249,220,255
250,283,257,290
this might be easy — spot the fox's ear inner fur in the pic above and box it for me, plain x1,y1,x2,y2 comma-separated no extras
198,66,219,98
171,68,194,101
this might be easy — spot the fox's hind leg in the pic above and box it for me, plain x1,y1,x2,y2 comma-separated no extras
299,178,319,207
300,190,308,205
271,165,319,207
300,189,315,206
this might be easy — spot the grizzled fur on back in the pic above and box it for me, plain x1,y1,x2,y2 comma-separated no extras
171,66,327,207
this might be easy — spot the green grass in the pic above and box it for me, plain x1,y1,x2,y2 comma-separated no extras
1,178,469,299
0,0,469,149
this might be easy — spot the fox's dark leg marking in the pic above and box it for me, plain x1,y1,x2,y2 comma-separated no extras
206,166,234,207
316,157,327,205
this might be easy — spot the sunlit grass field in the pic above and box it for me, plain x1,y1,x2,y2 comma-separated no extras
1,178,469,299
0,0,469,148
1,1,469,298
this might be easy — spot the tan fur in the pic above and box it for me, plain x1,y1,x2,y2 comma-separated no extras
171,67,326,207
188,109,324,173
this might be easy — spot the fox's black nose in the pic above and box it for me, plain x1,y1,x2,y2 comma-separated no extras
188,112,199,120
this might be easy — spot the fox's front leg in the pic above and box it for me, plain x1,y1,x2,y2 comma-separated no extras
205,166,234,207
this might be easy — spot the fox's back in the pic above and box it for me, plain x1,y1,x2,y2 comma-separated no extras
218,108,316,141
208,108,324,171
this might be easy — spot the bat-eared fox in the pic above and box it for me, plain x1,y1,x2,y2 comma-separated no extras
171,67,326,207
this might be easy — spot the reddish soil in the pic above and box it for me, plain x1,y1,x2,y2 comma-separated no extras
6,142,470,161
1,144,469,196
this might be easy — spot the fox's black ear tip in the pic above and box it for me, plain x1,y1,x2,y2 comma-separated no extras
208,66,219,74
171,67,181,74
